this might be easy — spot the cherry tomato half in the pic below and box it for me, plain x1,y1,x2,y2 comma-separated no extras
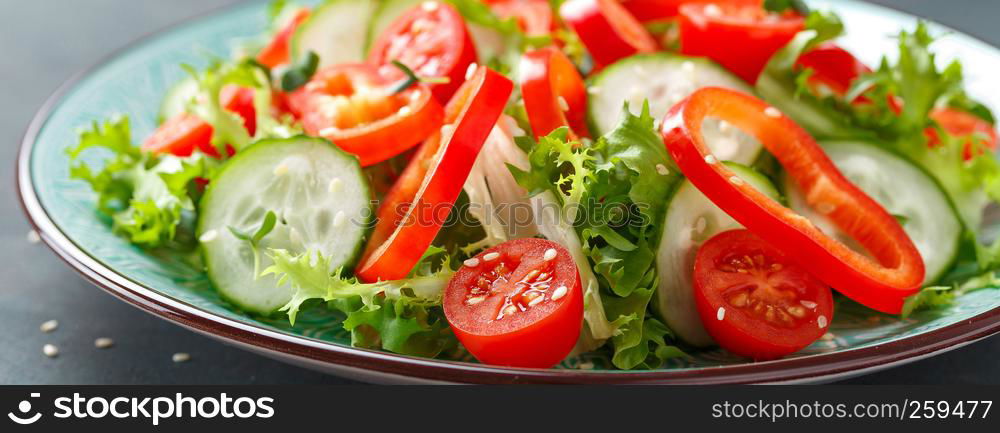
694,229,833,360
288,63,444,167
679,3,804,84
444,238,584,368
520,47,590,139
620,0,761,22
560,0,657,69
491,0,555,37
356,66,514,282
256,8,311,69
368,1,478,103
142,85,254,158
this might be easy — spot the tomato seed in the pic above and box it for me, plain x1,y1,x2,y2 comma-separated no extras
466,296,485,306
800,300,817,309
787,306,806,318
543,248,557,261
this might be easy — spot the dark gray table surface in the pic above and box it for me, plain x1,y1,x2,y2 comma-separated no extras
2,0,998,385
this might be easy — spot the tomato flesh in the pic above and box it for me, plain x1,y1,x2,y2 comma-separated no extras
444,238,584,368
621,0,761,22
491,0,554,36
368,1,477,103
256,8,311,69
142,84,254,157
694,230,833,360
357,66,514,282
660,87,924,313
679,3,804,84
520,47,590,139
560,0,657,69
928,108,999,160
288,63,444,167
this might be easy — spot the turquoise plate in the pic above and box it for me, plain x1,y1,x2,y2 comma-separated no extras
17,0,1000,383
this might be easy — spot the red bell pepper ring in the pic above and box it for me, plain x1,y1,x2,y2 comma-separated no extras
660,87,925,313
559,0,657,69
519,47,591,139
357,66,514,282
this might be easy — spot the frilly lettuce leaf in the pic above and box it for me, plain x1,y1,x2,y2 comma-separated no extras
68,115,212,247
263,246,456,357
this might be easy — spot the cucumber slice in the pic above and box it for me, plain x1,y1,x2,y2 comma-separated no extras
291,0,378,68
367,0,422,50
654,163,781,347
588,54,762,164
784,140,962,285
158,76,199,123
198,137,372,314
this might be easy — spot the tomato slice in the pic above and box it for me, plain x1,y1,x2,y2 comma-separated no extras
560,0,657,69
795,43,872,98
142,84,255,157
356,66,514,282
660,87,924,313
490,0,555,36
928,108,999,160
679,3,804,84
519,47,590,139
620,0,761,22
288,63,444,167
368,1,478,103
256,8,311,69
694,229,833,360
443,238,584,368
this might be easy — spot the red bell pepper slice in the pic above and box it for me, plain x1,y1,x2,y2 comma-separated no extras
519,47,590,139
660,87,925,313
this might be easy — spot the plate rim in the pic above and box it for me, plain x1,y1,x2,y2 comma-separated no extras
15,0,1000,384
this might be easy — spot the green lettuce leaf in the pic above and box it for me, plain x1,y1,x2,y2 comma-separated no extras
68,115,212,247
263,247,456,357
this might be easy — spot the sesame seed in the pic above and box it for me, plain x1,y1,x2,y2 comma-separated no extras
94,338,114,349
705,4,722,16
523,269,540,281
482,252,500,262
695,217,707,233
466,296,485,305
398,106,412,117
717,307,726,321
465,62,478,81
273,163,289,177
40,320,58,333
333,211,346,228
172,352,191,363
656,164,670,176
543,248,557,261
587,86,601,95
764,107,782,118
528,295,545,307
821,332,835,341
421,1,439,11
463,258,480,267
681,61,695,74
27,230,41,244
558,96,570,112
43,344,59,358
198,229,218,243
817,315,828,329
718,120,732,133
578,361,594,370
729,176,745,185
319,127,337,136
800,300,818,309
551,285,568,300
328,177,343,193
704,155,717,164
